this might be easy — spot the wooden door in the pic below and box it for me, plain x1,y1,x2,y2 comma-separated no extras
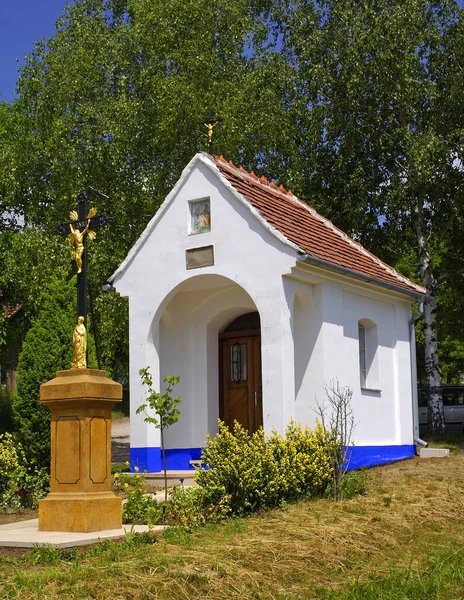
219,334,262,433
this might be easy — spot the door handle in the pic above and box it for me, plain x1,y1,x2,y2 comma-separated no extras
255,392,259,406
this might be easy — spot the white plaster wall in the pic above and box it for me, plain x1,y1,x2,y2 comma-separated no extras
392,302,415,445
284,279,324,429
318,287,413,445
113,157,299,448
273,273,414,447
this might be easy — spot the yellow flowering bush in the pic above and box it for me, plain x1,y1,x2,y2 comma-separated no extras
195,420,334,515
113,469,167,525
0,432,49,511
166,485,231,528
268,420,335,501
0,433,20,494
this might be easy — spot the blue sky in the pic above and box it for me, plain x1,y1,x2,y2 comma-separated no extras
0,0,68,102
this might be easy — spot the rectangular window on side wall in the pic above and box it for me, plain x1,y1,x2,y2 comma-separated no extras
359,324,367,388
358,320,380,391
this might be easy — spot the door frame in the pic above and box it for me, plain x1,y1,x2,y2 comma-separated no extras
218,328,262,432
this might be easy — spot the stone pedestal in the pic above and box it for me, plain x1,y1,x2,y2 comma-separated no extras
38,369,123,532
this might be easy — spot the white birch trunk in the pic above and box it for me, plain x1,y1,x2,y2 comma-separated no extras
415,201,445,435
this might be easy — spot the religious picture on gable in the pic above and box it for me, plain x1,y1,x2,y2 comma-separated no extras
190,199,211,234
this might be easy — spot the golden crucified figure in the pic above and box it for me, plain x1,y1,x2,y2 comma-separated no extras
68,208,97,274
204,121,218,144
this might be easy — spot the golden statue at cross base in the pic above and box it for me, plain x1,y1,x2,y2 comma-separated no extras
72,316,87,369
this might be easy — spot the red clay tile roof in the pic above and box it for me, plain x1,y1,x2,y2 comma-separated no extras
213,154,425,296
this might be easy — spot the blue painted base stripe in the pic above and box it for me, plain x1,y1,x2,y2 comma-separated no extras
346,445,416,471
130,444,415,473
130,447,202,473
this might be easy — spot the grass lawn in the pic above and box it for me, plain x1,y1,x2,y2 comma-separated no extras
1,443,464,599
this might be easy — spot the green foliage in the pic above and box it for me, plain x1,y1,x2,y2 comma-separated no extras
116,469,229,528
195,420,334,516
0,387,14,434
93,292,129,381
114,468,167,525
12,278,97,469
137,368,181,501
166,485,231,528
137,369,181,431
325,470,369,501
111,461,131,474
122,491,166,526
0,228,71,319
0,432,49,512
274,0,464,255
27,545,80,566
267,420,336,502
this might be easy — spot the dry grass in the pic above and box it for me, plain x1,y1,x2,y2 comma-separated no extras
1,453,464,599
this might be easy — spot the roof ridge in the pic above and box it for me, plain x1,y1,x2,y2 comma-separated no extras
215,154,296,202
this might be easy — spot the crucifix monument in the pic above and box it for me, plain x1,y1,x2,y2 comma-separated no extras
56,191,111,367
38,192,122,533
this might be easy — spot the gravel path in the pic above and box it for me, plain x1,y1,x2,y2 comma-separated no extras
111,417,130,464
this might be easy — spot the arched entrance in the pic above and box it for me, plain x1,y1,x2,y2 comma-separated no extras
219,312,263,433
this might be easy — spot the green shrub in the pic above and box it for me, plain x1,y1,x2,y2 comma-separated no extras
195,421,278,514
195,420,334,516
268,420,335,502
166,485,230,528
111,461,131,475
123,492,166,525
115,469,167,525
118,421,360,528
0,387,14,434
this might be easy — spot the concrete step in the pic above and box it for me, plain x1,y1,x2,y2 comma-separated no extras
419,448,450,458
134,470,198,488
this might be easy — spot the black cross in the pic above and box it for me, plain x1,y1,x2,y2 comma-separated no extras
56,191,111,327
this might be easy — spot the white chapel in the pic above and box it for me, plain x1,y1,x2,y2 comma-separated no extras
110,152,426,472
